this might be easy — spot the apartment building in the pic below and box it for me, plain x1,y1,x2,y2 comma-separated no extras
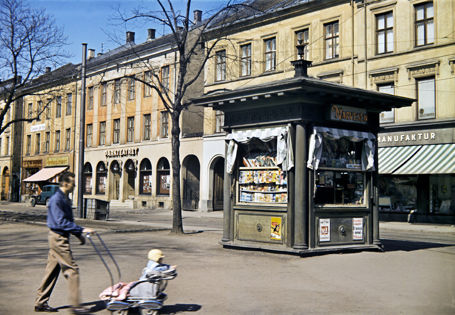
201,0,454,221
20,64,79,201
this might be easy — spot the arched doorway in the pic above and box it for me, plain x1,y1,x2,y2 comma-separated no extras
182,155,200,210
109,160,121,200
1,167,10,200
156,158,170,195
139,159,152,195
124,159,136,199
211,157,224,210
83,163,92,195
96,162,107,195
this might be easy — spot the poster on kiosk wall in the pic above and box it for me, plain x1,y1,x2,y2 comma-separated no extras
352,218,364,241
319,219,330,242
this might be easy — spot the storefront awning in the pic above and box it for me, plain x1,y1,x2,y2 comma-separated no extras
393,144,455,175
23,166,68,182
378,145,422,174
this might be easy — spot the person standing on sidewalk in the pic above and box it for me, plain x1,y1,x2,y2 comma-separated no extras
34,171,94,314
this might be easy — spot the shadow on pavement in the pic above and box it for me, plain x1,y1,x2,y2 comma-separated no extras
161,303,202,313
381,238,453,252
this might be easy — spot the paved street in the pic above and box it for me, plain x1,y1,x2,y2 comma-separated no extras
0,208,454,315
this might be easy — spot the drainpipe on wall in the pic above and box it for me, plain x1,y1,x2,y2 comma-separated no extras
351,0,355,87
77,44,87,218
364,0,368,89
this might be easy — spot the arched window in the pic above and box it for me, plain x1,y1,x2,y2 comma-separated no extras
156,158,170,195
140,159,152,195
83,163,92,194
96,162,107,194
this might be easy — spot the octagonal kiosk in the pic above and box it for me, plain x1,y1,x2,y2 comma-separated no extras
193,67,413,255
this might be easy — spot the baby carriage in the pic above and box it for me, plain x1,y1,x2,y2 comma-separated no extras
87,234,177,315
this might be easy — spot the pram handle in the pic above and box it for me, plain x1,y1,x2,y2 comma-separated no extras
87,233,122,287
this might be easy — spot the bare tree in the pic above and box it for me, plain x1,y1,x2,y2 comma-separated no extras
119,0,252,233
0,0,67,134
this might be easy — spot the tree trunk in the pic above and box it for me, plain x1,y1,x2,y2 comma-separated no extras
171,110,183,234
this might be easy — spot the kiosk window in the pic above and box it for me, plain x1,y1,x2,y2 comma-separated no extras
315,171,365,205
319,137,363,169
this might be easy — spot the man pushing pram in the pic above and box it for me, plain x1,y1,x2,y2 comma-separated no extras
99,249,177,314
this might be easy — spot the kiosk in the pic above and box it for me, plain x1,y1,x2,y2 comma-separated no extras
193,62,413,255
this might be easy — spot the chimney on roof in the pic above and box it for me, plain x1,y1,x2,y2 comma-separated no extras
147,29,156,41
194,10,202,23
45,67,51,73
88,49,95,59
126,31,135,44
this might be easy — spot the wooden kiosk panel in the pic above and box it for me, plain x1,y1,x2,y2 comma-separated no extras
235,212,286,245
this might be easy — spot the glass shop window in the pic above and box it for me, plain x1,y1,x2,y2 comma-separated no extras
315,171,365,205
430,175,455,215
378,176,417,212
237,139,287,205
319,137,363,170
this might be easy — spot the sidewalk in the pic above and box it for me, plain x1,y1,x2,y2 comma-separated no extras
0,201,454,234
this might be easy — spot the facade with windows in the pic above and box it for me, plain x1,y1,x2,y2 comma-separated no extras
201,0,454,220
81,31,204,209
20,64,79,201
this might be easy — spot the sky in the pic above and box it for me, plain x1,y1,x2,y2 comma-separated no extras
29,0,231,64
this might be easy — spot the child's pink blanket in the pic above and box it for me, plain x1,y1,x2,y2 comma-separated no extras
99,282,136,301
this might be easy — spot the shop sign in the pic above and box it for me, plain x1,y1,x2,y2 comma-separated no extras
378,128,454,147
46,156,69,167
319,218,330,242
352,218,363,241
30,123,46,132
270,217,282,240
105,148,139,159
330,105,368,124
23,159,42,168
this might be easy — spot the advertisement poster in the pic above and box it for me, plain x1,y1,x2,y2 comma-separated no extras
270,217,282,240
319,219,330,242
353,218,363,240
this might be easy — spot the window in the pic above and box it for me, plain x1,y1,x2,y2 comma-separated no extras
83,163,92,195
101,83,107,106
55,130,60,152
37,101,42,121
324,21,339,60
26,135,31,155
215,50,226,81
45,99,51,119
157,158,170,195
128,78,135,100
264,37,276,71
144,71,152,97
114,79,121,104
86,124,93,147
66,93,72,115
140,159,152,195
160,111,169,138
378,84,395,123
417,77,435,120
35,133,40,154
44,132,50,152
88,87,94,110
28,103,33,119
415,2,434,46
240,43,251,77
376,12,394,54
65,128,71,151
296,29,309,59
143,114,151,140
113,118,120,144
5,136,9,155
56,96,62,118
161,66,170,90
127,117,134,142
96,162,107,194
99,122,106,146
215,110,224,133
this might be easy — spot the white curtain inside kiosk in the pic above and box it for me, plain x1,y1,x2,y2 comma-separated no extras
307,126,376,171
226,125,294,174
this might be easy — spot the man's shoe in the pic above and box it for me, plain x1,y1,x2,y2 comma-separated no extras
72,307,92,315
34,303,58,312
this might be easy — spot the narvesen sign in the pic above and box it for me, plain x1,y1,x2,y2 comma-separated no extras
330,105,368,124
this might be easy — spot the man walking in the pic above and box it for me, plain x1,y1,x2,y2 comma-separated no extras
35,171,94,314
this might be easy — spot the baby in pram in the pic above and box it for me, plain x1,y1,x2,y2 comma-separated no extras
100,249,177,303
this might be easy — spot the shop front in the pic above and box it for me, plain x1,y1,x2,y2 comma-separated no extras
193,72,413,254
378,127,455,223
